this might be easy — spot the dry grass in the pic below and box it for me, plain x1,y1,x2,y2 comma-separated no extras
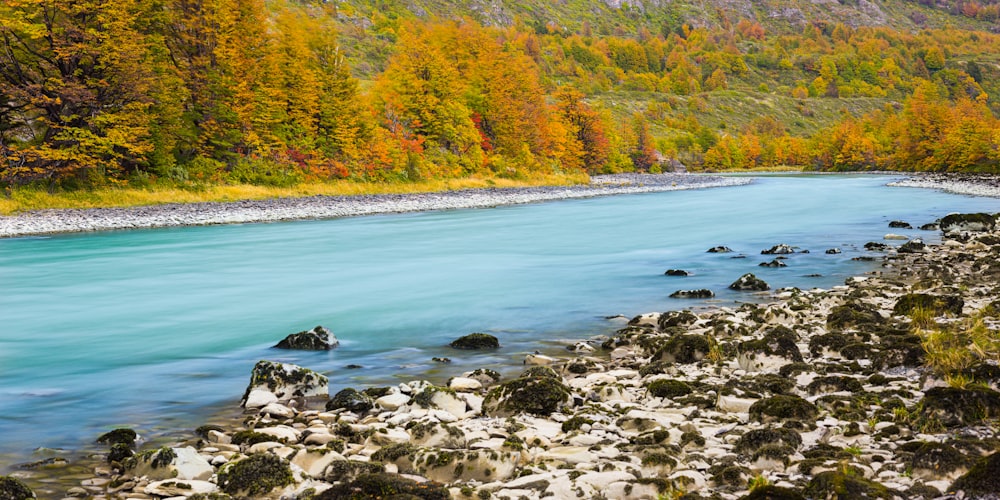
0,173,590,215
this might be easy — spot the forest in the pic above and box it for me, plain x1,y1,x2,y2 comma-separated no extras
1,0,999,195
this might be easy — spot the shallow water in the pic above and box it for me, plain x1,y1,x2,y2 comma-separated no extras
1,174,998,468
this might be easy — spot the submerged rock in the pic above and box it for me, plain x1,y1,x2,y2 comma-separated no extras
707,246,734,253
889,220,913,229
825,248,842,254
273,325,338,350
759,259,787,268
670,289,714,299
664,269,690,276
449,333,500,350
864,241,890,251
96,428,137,447
729,273,770,291
762,244,795,255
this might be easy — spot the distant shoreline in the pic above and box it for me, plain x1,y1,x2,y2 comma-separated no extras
888,173,1000,198
0,174,751,238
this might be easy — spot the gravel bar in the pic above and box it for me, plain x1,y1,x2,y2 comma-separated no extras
888,173,1000,198
0,173,750,238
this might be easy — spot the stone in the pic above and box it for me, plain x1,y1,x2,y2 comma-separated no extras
646,379,692,398
525,353,555,365
670,289,714,298
825,248,842,254
658,310,698,328
243,389,279,409
449,333,500,349
864,241,890,251
483,370,571,417
664,269,691,276
240,360,328,407
951,452,1000,499
0,476,34,500
144,479,217,497
707,246,734,253
919,386,1000,427
730,273,769,291
759,259,788,268
96,428,137,447
653,334,711,364
893,293,964,316
447,377,483,392
749,395,819,425
326,388,375,413
884,233,908,240
898,238,926,253
314,472,449,500
804,470,892,499
889,220,913,229
274,325,339,350
260,402,295,419
218,453,295,497
376,393,411,411
940,212,996,236
762,244,795,255
126,446,213,481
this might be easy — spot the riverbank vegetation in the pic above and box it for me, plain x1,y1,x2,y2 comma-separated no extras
1,0,999,209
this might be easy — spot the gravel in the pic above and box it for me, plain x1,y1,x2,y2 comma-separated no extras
888,173,1000,198
0,174,751,238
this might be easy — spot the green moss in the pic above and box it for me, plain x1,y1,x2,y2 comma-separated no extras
742,485,807,499
107,442,135,463
125,446,176,470
918,386,1000,427
326,387,375,413
195,425,225,439
520,365,559,379
231,430,279,445
561,416,594,433
483,375,571,417
412,385,457,409
804,470,893,499
826,302,884,331
640,452,677,468
218,454,294,497
910,442,970,475
740,325,803,362
658,310,698,329
0,476,35,500
680,431,705,447
450,333,500,350
371,443,416,463
806,376,864,395
893,293,964,317
96,428,137,446
647,379,693,398
749,395,818,425
752,444,794,466
726,374,794,397
951,452,1000,496
188,494,233,500
712,465,747,487
322,460,385,482
654,334,711,364
734,428,802,456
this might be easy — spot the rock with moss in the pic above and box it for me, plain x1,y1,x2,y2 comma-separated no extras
729,273,769,291
126,446,214,481
707,246,734,253
217,454,294,497
0,476,35,500
449,333,500,350
806,376,864,395
734,428,802,456
951,452,1000,499
465,368,501,386
322,460,385,482
653,334,711,364
749,395,818,426
893,293,964,316
326,387,375,413
273,325,338,350
864,241,890,251
741,484,806,499
315,472,449,500
482,371,571,417
240,360,328,408
670,289,715,299
804,470,894,498
108,443,135,463
940,212,996,236
826,302,884,331
909,442,971,481
918,386,1000,427
409,448,520,482
737,326,803,371
647,379,693,398
898,238,926,253
96,428,137,447
762,244,795,255
657,310,698,329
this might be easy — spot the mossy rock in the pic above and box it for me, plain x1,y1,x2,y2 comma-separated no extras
231,430,280,446
323,460,386,482
740,326,803,362
653,334,711,364
241,360,328,404
741,484,806,499
124,446,177,472
898,239,926,253
806,376,864,395
647,379,693,398
940,212,996,235
873,335,926,369
483,375,571,417
725,374,795,397
565,359,597,374
892,293,964,317
729,273,769,291
826,302,884,331
889,220,912,229
982,299,1000,317
326,388,375,413
188,494,233,500
97,428,137,447
0,476,35,500
218,454,294,497
749,395,818,425
910,442,971,479
864,241,889,251
712,465,748,487
809,333,852,357
274,325,338,350
951,452,1000,499
449,333,500,350
315,472,449,500
665,269,691,276
734,428,802,456
108,443,135,463
561,416,594,433
840,343,873,360
520,365,559,379
670,288,715,298
658,310,698,329
918,386,1000,427
707,246,734,253
804,470,893,499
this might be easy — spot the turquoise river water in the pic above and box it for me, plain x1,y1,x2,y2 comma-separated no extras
1,174,998,469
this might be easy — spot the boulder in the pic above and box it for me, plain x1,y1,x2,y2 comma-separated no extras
240,360,328,407
898,238,926,253
646,379,692,398
664,269,690,276
653,334,712,364
729,273,769,291
274,325,338,350
734,428,802,456
889,220,913,228
761,244,795,255
707,246,734,253
658,310,698,329
910,442,971,481
805,470,892,499
884,233,908,240
670,289,714,299
449,333,500,350
126,446,213,481
825,248,841,254
893,293,964,317
864,241,889,251
920,222,940,230
315,473,449,500
759,259,787,268
0,476,34,500
217,454,294,497
483,369,571,417
326,388,375,413
96,428,137,447
940,212,996,236
919,386,1000,427
145,480,218,497
749,395,818,425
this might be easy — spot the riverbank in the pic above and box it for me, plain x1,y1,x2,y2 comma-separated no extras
8,211,1000,499
888,173,1000,198
0,174,749,238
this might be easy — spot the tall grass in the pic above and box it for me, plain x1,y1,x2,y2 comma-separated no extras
0,173,589,215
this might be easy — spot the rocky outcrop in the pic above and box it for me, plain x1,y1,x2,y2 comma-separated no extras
274,325,339,350
729,273,769,291
759,259,787,268
669,289,714,299
940,212,996,236
707,245,734,253
761,244,795,255
240,360,329,408
889,220,912,228
449,333,500,349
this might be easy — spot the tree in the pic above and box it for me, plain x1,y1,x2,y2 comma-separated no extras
630,113,658,171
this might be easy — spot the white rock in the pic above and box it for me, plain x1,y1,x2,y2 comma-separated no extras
524,354,555,365
260,403,295,419
243,389,279,409
303,432,340,446
884,233,908,240
370,427,411,446
145,479,217,497
716,394,758,413
609,347,633,360
431,390,468,418
257,425,301,443
574,470,636,489
291,448,345,477
459,393,484,414
206,430,231,444
170,447,214,481
448,377,483,392
538,446,597,465
376,393,411,410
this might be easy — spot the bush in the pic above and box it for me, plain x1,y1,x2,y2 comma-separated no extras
228,158,302,187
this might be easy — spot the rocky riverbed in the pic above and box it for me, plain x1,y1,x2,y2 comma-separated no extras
6,211,1000,500
0,174,749,238
889,173,1000,199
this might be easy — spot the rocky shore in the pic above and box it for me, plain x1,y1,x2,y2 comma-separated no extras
0,174,749,238
6,211,1000,500
888,174,1000,199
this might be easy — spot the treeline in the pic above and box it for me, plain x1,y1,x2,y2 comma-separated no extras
1,1,999,191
